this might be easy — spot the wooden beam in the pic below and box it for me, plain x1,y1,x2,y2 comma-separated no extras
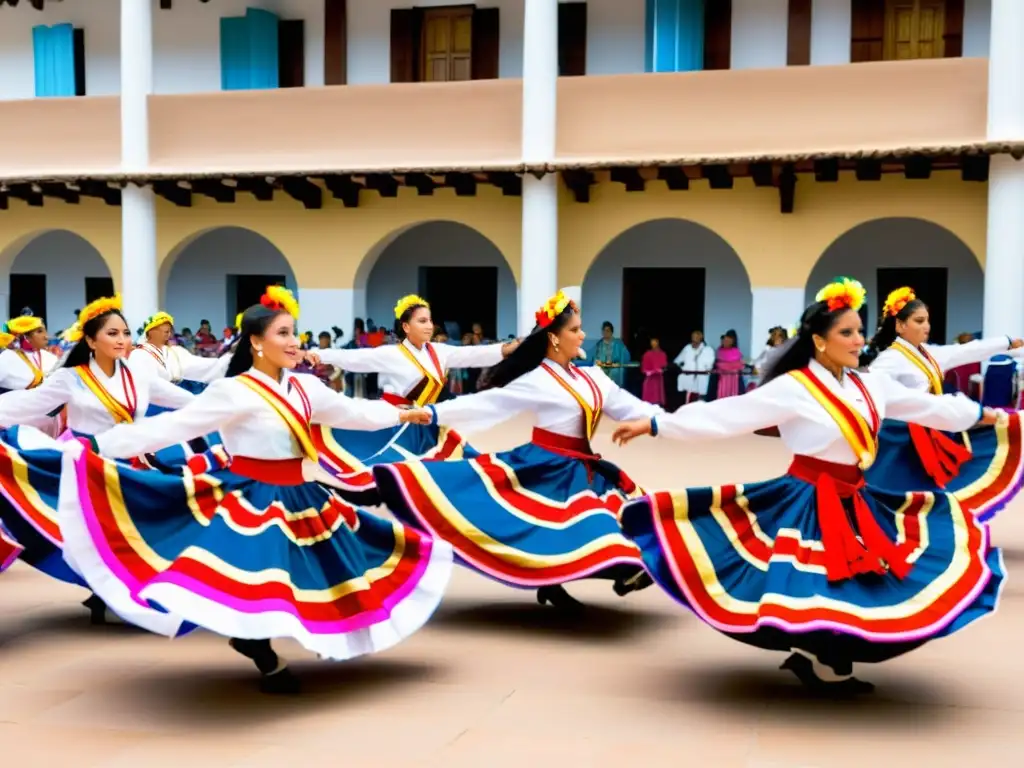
236,176,274,202
702,164,733,190
153,180,191,207
404,172,436,196
324,0,347,85
281,177,323,209
77,181,121,206
0,191,7,210
8,184,43,207
29,0,44,10
364,173,399,198
323,174,361,207
562,170,594,203
961,155,989,183
193,178,235,203
904,155,932,179
159,0,172,9
656,166,689,191
779,164,797,214
444,173,477,197
813,158,839,182
610,166,645,192
750,162,774,187
486,172,521,196
40,182,79,204
855,158,882,181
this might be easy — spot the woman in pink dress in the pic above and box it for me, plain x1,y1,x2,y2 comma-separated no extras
714,329,745,399
641,337,668,405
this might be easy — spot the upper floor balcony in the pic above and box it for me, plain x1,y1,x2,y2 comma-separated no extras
0,0,996,101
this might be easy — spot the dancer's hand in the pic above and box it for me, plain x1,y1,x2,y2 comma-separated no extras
980,408,1008,426
1011,339,1023,350
301,350,321,366
400,408,432,425
613,419,652,446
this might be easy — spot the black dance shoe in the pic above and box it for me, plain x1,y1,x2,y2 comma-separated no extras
82,593,108,625
259,666,301,695
536,584,585,612
229,638,301,694
780,653,875,696
613,570,654,596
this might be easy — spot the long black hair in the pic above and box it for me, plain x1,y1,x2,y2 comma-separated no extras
479,303,577,390
61,309,129,369
762,301,860,384
226,303,293,377
869,297,927,354
394,301,428,340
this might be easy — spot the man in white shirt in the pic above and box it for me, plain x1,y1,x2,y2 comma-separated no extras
674,330,715,409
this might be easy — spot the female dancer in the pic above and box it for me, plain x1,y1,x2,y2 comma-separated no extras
373,290,661,610
0,296,198,625
867,287,1024,521
612,278,1003,693
57,288,451,693
0,314,62,434
314,295,517,468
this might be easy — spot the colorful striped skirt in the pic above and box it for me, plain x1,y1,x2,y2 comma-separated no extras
866,416,1024,523
620,455,1003,665
58,446,453,658
374,429,646,589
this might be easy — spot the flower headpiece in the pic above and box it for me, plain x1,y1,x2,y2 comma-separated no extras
0,331,15,350
235,312,244,331
882,287,916,318
394,294,429,320
6,316,43,336
260,285,299,320
142,311,174,335
63,295,123,343
815,277,866,313
535,290,578,329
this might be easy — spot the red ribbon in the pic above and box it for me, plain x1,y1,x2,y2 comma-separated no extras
531,427,636,492
907,423,972,488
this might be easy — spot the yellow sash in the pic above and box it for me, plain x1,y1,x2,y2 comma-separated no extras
75,365,135,424
15,350,44,389
891,343,944,395
541,363,603,440
237,373,319,462
397,343,446,406
789,368,879,469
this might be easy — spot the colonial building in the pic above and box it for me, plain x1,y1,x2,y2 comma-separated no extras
0,0,1020,359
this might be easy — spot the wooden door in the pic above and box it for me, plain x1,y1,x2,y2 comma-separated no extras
884,0,946,60
422,7,473,82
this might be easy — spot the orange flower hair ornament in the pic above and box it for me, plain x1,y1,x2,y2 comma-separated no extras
535,290,578,329
63,295,123,343
815,277,866,313
260,285,300,320
883,287,916,318
394,294,429,320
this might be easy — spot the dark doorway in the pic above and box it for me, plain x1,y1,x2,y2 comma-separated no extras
230,274,287,323
84,276,115,305
10,274,47,323
419,266,498,340
877,267,948,344
622,267,705,361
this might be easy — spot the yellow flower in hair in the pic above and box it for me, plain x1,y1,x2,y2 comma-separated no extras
394,294,429,320
143,311,174,335
77,294,123,329
787,325,799,339
235,312,244,331
62,323,83,343
815,277,866,313
535,290,575,329
0,331,15,350
6,316,43,336
882,286,916,318
261,285,300,320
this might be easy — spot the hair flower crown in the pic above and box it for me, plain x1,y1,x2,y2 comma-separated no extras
6,316,43,336
142,311,174,335
394,294,429,320
260,285,300,320
0,327,15,350
535,290,577,329
815,277,866,313
63,295,122,343
882,286,916,318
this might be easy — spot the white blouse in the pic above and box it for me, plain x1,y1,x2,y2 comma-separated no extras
429,360,663,438
0,348,59,391
129,343,230,384
653,359,982,465
870,336,1012,392
319,340,505,398
0,358,195,436
95,368,402,461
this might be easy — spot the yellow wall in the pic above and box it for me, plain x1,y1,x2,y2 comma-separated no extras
0,172,988,293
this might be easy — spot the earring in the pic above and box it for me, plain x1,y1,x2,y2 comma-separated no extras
816,345,825,353
255,348,264,358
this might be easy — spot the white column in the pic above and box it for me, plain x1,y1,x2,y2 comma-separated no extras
810,0,852,65
519,0,559,336
120,0,158,326
983,0,1024,338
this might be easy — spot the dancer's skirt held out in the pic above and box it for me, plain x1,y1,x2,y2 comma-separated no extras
621,455,1003,665
374,428,646,588
867,415,1024,523
58,444,453,659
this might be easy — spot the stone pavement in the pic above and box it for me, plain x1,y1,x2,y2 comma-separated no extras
2,420,1021,767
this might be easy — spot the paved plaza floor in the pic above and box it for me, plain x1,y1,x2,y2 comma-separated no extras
2,417,1021,767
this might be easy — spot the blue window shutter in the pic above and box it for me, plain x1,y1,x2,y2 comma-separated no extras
32,25,52,97
651,0,680,73
644,0,656,73
220,16,251,90
49,23,76,96
676,0,704,72
246,8,280,90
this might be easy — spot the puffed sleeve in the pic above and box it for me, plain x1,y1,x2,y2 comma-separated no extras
866,349,918,388
146,375,196,410
178,348,231,384
441,342,505,370
929,337,1011,372
653,375,797,441
96,379,242,459
316,346,398,374
430,374,540,434
296,373,401,431
875,373,981,432
0,368,73,427
588,366,663,421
